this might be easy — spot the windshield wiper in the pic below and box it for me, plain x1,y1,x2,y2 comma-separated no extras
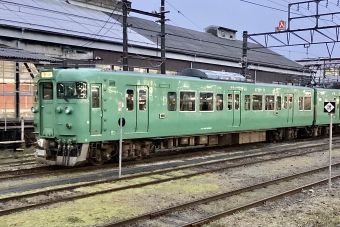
64,96,69,102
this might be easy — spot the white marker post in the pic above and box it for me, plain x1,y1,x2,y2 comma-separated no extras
119,117,124,178
324,101,336,192
329,113,333,191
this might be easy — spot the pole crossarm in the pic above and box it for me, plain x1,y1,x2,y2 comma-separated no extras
246,25,340,49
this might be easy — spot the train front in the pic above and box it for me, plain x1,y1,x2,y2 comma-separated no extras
32,69,90,166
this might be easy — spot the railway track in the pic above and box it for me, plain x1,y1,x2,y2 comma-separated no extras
102,164,340,227
0,137,337,182
0,141,337,217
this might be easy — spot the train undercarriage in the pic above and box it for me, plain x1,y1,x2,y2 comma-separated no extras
35,125,337,167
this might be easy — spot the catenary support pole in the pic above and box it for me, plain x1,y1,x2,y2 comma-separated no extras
119,117,123,178
329,113,333,191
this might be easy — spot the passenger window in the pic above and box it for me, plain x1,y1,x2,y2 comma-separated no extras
265,95,275,110
228,94,232,110
276,96,281,110
216,94,223,111
299,97,303,110
235,94,239,110
304,97,311,110
126,89,134,111
200,92,213,111
284,95,293,109
91,86,100,108
252,95,263,110
168,92,177,111
245,95,250,111
42,82,53,100
180,91,195,111
139,90,146,111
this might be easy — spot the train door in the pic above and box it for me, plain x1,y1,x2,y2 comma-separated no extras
124,85,149,134
284,94,294,123
39,82,55,136
90,84,102,135
228,91,241,127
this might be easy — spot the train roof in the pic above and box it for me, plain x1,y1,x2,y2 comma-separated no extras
45,68,314,91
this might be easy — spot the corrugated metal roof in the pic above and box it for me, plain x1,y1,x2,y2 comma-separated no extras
113,15,304,72
0,0,156,48
0,45,61,62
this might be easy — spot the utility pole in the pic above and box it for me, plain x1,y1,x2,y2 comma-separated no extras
242,31,248,77
122,0,128,71
121,0,168,73
160,0,166,74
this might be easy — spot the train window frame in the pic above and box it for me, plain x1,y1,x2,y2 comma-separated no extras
265,95,275,111
235,94,240,110
126,89,134,111
42,82,53,100
168,92,177,111
91,86,100,108
199,92,214,112
284,95,293,110
276,96,282,110
304,96,311,111
298,97,303,111
227,94,233,110
245,95,250,111
252,94,263,111
216,94,223,111
138,89,147,111
180,91,196,112
57,82,87,100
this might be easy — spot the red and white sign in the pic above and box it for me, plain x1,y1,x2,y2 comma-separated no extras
275,20,286,32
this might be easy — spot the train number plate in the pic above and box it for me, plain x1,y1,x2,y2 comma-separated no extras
36,149,46,157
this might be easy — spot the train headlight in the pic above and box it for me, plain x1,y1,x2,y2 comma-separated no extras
56,106,63,113
65,107,73,114
31,106,39,113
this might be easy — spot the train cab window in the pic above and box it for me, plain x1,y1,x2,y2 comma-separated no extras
126,89,134,111
91,86,100,108
200,92,213,111
42,82,53,100
304,97,311,110
228,94,232,110
252,95,263,111
216,94,223,111
276,96,282,110
265,95,275,110
298,97,303,110
57,82,87,99
139,90,147,111
245,95,250,111
180,91,195,111
168,92,177,111
235,94,240,110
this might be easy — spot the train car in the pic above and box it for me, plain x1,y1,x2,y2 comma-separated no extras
32,68,331,167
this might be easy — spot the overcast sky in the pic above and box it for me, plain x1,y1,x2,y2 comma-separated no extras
130,0,340,61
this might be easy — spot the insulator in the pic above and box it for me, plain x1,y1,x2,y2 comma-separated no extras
297,4,299,11
338,0,339,6
307,2,310,10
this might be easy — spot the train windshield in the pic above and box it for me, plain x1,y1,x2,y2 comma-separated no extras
57,82,87,100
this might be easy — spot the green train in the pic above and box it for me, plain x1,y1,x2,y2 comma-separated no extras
32,68,340,166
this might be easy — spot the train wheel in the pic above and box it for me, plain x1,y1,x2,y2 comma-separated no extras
89,148,105,166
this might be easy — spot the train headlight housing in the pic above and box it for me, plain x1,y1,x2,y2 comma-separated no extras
31,106,38,113
65,107,73,114
56,106,63,113
66,123,72,129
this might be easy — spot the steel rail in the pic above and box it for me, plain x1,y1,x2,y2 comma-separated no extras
0,145,338,217
102,164,340,227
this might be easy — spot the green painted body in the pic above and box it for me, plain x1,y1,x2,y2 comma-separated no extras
32,68,340,145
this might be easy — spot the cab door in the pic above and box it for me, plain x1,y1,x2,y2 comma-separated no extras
124,85,149,134
90,84,102,135
39,82,55,136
